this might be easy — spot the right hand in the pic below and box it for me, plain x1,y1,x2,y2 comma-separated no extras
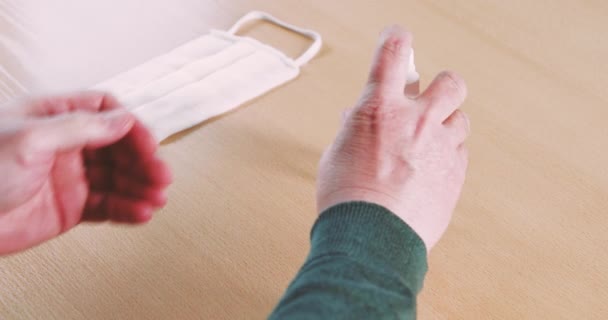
317,26,469,250
0,92,172,255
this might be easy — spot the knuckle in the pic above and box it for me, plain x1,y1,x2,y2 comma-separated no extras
381,36,403,59
357,89,388,114
440,71,467,98
356,94,405,122
350,106,405,137
364,89,389,108
353,103,381,121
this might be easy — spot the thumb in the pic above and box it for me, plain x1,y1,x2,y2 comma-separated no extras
365,25,413,99
23,109,135,155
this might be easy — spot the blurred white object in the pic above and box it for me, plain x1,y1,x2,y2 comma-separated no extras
95,11,323,141
0,0,32,103
11,0,232,94
408,50,419,84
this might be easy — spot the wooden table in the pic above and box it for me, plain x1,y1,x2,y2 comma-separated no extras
1,0,607,319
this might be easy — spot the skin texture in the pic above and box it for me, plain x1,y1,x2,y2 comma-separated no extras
0,92,172,255
317,26,470,251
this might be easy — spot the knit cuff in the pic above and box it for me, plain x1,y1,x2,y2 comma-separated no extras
310,202,428,293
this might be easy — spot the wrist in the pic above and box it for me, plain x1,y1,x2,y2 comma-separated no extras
318,188,434,251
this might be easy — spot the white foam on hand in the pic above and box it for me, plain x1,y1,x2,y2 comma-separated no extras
407,50,420,84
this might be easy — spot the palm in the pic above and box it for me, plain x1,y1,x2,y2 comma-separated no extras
0,93,171,254
11,150,91,247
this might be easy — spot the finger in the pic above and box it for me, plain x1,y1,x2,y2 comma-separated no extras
444,109,470,145
419,71,467,121
87,156,172,189
113,172,168,207
341,108,354,124
84,120,158,167
53,153,89,230
19,91,124,117
365,25,413,100
84,192,154,223
113,120,158,161
86,165,113,191
86,166,169,215
21,109,135,159
119,157,173,186
83,147,112,166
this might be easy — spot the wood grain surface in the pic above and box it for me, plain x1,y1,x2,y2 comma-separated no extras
1,0,607,319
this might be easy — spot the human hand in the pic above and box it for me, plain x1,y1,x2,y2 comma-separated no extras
317,26,469,250
0,92,172,255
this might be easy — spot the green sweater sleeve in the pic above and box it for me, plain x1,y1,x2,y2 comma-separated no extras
268,202,428,320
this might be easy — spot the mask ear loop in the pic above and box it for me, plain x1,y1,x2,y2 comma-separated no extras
228,11,323,67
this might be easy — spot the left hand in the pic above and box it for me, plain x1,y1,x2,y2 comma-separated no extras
0,92,172,255
316,27,469,250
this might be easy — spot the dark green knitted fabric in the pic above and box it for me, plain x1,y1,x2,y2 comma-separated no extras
269,202,428,320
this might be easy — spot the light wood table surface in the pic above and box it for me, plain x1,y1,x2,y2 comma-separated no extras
1,0,607,319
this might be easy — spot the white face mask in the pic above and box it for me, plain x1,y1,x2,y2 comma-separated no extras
93,11,323,142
